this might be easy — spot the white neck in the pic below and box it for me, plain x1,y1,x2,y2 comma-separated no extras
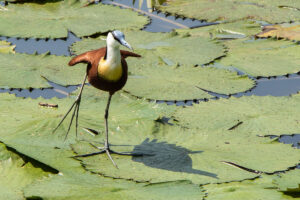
106,44,121,64
105,32,121,64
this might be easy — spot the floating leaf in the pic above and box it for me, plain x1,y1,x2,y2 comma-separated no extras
124,58,254,100
256,22,300,41
173,94,300,136
0,41,15,54
219,39,300,76
71,30,226,67
274,170,300,193
0,88,204,199
0,87,175,173
0,143,49,200
177,21,262,40
73,123,300,185
0,1,148,38
156,0,300,23
71,30,254,100
0,53,85,88
24,172,204,200
204,175,292,200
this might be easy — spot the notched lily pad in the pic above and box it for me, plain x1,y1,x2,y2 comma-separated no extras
73,123,300,185
0,87,175,173
24,172,204,200
71,30,226,67
274,170,300,193
174,94,300,136
0,0,148,38
204,175,293,200
71,30,254,100
156,0,300,23
0,52,85,88
125,58,254,100
177,20,262,40
0,143,49,200
219,38,300,77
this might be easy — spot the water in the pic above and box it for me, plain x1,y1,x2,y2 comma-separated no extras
0,80,80,99
0,32,80,56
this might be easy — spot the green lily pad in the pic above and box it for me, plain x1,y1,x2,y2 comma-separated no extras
124,59,254,100
177,20,262,40
0,143,49,200
256,22,300,41
71,30,226,67
173,94,300,136
0,0,148,38
219,39,300,77
274,170,300,193
73,123,300,185
0,53,85,88
0,86,175,173
203,175,295,200
0,41,15,54
24,172,204,200
156,0,300,23
0,88,205,199
71,30,254,100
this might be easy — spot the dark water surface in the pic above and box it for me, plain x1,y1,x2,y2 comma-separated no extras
0,31,80,56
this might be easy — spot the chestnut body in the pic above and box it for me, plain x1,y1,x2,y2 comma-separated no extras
68,47,140,94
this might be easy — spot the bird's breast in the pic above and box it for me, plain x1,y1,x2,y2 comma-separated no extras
97,57,123,82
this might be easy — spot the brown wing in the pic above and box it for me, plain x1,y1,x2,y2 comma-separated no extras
68,48,106,66
120,50,141,59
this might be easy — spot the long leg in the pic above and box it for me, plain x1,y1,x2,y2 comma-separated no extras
74,93,147,168
104,93,112,149
53,73,87,140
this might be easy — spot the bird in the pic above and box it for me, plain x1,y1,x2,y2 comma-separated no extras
53,30,142,168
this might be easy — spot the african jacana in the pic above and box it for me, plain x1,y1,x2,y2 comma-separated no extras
53,30,142,168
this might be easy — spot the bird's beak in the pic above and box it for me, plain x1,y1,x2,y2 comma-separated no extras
120,38,133,51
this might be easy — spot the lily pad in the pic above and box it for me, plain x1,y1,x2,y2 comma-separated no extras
274,170,300,193
71,30,254,100
156,0,300,23
203,175,295,200
124,58,254,100
0,88,205,199
256,22,300,41
219,39,300,76
0,0,148,38
0,52,85,88
71,30,226,67
0,87,175,173
0,143,49,200
73,124,300,185
173,94,300,136
177,20,262,40
24,172,204,200
0,40,15,54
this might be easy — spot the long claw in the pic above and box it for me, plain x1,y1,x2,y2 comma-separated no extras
106,150,118,169
53,73,87,139
64,102,78,141
52,101,76,134
73,150,106,158
109,150,145,156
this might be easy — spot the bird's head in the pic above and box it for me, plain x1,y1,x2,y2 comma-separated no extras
107,30,133,50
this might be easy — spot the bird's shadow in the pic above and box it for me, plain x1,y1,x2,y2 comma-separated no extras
131,138,218,179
